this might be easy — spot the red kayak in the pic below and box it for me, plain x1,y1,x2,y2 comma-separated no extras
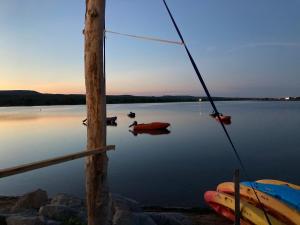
131,122,170,131
204,191,252,225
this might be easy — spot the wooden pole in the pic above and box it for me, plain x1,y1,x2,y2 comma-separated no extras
0,145,115,178
84,0,110,225
234,169,241,225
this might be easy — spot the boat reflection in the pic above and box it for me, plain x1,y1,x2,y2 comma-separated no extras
129,129,170,136
82,116,118,126
107,121,117,127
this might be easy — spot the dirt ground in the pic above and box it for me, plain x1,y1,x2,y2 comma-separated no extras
143,206,232,225
187,213,232,225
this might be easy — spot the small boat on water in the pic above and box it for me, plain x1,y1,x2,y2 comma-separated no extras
210,112,231,124
128,112,136,118
82,116,117,126
129,121,170,131
215,115,231,123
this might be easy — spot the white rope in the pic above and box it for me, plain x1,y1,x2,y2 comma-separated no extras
105,30,183,45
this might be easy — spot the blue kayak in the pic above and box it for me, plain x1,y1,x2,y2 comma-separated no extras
242,181,300,211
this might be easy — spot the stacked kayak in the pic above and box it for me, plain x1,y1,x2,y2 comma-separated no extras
256,179,300,190
242,181,300,211
204,179,300,225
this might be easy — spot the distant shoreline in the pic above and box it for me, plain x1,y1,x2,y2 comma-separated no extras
0,90,298,107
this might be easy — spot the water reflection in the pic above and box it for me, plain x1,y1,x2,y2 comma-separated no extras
0,102,299,207
107,122,117,127
129,129,170,136
82,116,118,126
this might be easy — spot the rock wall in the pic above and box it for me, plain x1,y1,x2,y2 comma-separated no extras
0,190,192,225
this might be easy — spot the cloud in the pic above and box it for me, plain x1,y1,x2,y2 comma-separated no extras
227,42,300,53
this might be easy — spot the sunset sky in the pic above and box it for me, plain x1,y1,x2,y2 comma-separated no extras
0,0,299,97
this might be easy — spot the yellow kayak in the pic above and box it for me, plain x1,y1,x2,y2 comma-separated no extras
204,191,286,225
217,182,300,225
257,179,300,190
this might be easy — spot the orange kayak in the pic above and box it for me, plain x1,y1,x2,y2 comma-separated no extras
133,122,170,131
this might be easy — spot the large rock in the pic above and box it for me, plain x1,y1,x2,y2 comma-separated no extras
132,213,157,225
44,220,61,225
39,205,78,221
113,210,156,225
111,194,142,212
50,194,83,209
39,217,61,225
147,213,193,225
11,190,48,212
113,210,132,225
0,197,19,214
6,216,43,225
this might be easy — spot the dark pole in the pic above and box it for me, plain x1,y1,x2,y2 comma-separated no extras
234,169,241,225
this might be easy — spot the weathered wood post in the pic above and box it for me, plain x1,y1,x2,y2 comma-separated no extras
84,0,110,225
234,169,240,225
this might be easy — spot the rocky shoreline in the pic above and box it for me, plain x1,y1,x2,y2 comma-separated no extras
0,190,230,225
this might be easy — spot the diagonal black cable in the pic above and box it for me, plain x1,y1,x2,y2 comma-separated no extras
161,0,272,224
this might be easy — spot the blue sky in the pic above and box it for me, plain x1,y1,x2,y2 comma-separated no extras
0,0,299,97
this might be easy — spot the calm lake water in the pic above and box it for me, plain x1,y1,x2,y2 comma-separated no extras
0,101,299,207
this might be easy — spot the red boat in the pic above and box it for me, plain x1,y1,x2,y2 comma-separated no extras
215,115,231,123
129,121,170,131
210,112,231,124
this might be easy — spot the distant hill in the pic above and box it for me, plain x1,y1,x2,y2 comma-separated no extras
0,90,41,96
0,90,295,107
0,90,199,107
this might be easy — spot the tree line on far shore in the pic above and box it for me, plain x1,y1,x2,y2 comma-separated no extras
0,90,297,107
